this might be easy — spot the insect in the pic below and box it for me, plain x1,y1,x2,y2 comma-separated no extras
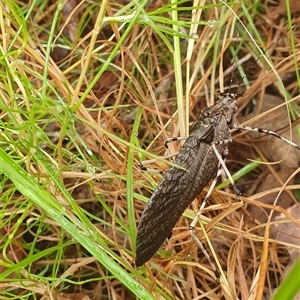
135,15,300,273
136,90,299,266
136,93,236,267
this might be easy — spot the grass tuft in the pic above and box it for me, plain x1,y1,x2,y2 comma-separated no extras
0,0,299,299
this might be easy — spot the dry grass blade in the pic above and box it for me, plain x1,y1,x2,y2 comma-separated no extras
0,1,299,300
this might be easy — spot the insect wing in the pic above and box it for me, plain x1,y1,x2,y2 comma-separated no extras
136,115,229,266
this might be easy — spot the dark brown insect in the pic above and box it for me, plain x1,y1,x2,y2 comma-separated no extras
136,89,300,267
135,15,300,268
135,93,238,267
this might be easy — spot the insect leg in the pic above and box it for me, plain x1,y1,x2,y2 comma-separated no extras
138,152,180,173
235,125,300,150
163,136,189,160
139,137,188,173
212,143,242,199
164,136,188,149
189,142,242,282
189,161,224,282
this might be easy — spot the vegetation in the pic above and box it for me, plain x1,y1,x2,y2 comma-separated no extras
0,0,299,299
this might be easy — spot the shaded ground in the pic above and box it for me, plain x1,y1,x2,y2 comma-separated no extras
0,1,299,299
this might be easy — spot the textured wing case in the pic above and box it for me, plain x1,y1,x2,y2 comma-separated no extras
136,102,233,266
